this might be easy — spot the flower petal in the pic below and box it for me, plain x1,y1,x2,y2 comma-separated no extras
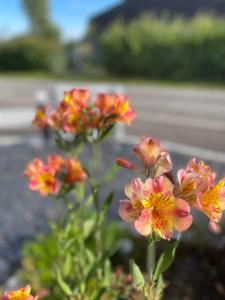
173,198,193,232
134,208,152,236
118,200,140,223
155,152,172,176
143,176,173,195
124,178,144,202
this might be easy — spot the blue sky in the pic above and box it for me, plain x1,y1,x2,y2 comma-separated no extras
0,0,122,41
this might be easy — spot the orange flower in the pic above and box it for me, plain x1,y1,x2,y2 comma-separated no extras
0,285,36,300
63,88,90,111
113,94,136,125
24,157,59,196
47,155,64,173
24,156,87,196
48,103,65,130
119,177,192,240
95,93,135,125
24,159,44,178
133,137,172,176
55,89,91,133
29,165,59,196
32,107,49,129
32,88,135,138
196,179,225,224
64,159,87,184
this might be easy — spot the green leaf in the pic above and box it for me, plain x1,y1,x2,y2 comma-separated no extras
155,275,166,299
56,267,73,296
103,259,112,285
102,193,114,217
85,248,95,265
63,253,72,277
75,183,85,202
129,259,145,291
153,238,180,281
86,248,116,281
83,218,96,238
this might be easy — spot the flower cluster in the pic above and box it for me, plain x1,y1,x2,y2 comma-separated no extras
118,136,225,239
0,285,36,300
175,158,225,232
24,155,87,196
32,88,135,138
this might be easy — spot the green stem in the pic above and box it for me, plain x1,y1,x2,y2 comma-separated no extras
146,241,156,278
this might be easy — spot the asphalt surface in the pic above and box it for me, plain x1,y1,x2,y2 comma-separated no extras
1,77,225,153
126,85,225,152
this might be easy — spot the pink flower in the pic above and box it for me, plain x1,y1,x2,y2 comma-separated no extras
175,169,202,203
187,158,216,192
133,137,172,176
119,176,192,240
116,157,134,169
119,178,144,223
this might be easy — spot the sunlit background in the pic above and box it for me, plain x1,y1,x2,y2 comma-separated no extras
1,1,225,299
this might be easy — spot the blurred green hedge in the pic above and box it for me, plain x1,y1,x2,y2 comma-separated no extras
0,36,66,73
101,14,225,80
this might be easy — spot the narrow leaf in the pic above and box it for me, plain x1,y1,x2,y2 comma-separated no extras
63,254,72,277
56,267,73,296
153,238,179,281
129,259,145,290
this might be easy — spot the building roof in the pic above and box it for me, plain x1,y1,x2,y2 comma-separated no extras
91,0,225,29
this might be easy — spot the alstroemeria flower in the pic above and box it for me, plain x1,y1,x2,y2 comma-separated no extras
32,107,49,129
0,285,36,300
47,155,64,173
119,178,144,223
24,157,60,196
24,158,44,178
63,88,90,111
24,156,87,196
58,89,90,133
64,159,87,184
133,137,172,176
95,93,135,125
28,164,59,196
119,177,192,240
187,158,216,192
196,179,225,225
32,88,135,141
175,169,202,203
116,157,134,169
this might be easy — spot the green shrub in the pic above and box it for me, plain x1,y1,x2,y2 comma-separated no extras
20,205,129,300
101,14,225,80
0,36,65,73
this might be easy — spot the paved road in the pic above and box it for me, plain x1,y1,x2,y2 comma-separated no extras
126,86,225,152
1,77,225,152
